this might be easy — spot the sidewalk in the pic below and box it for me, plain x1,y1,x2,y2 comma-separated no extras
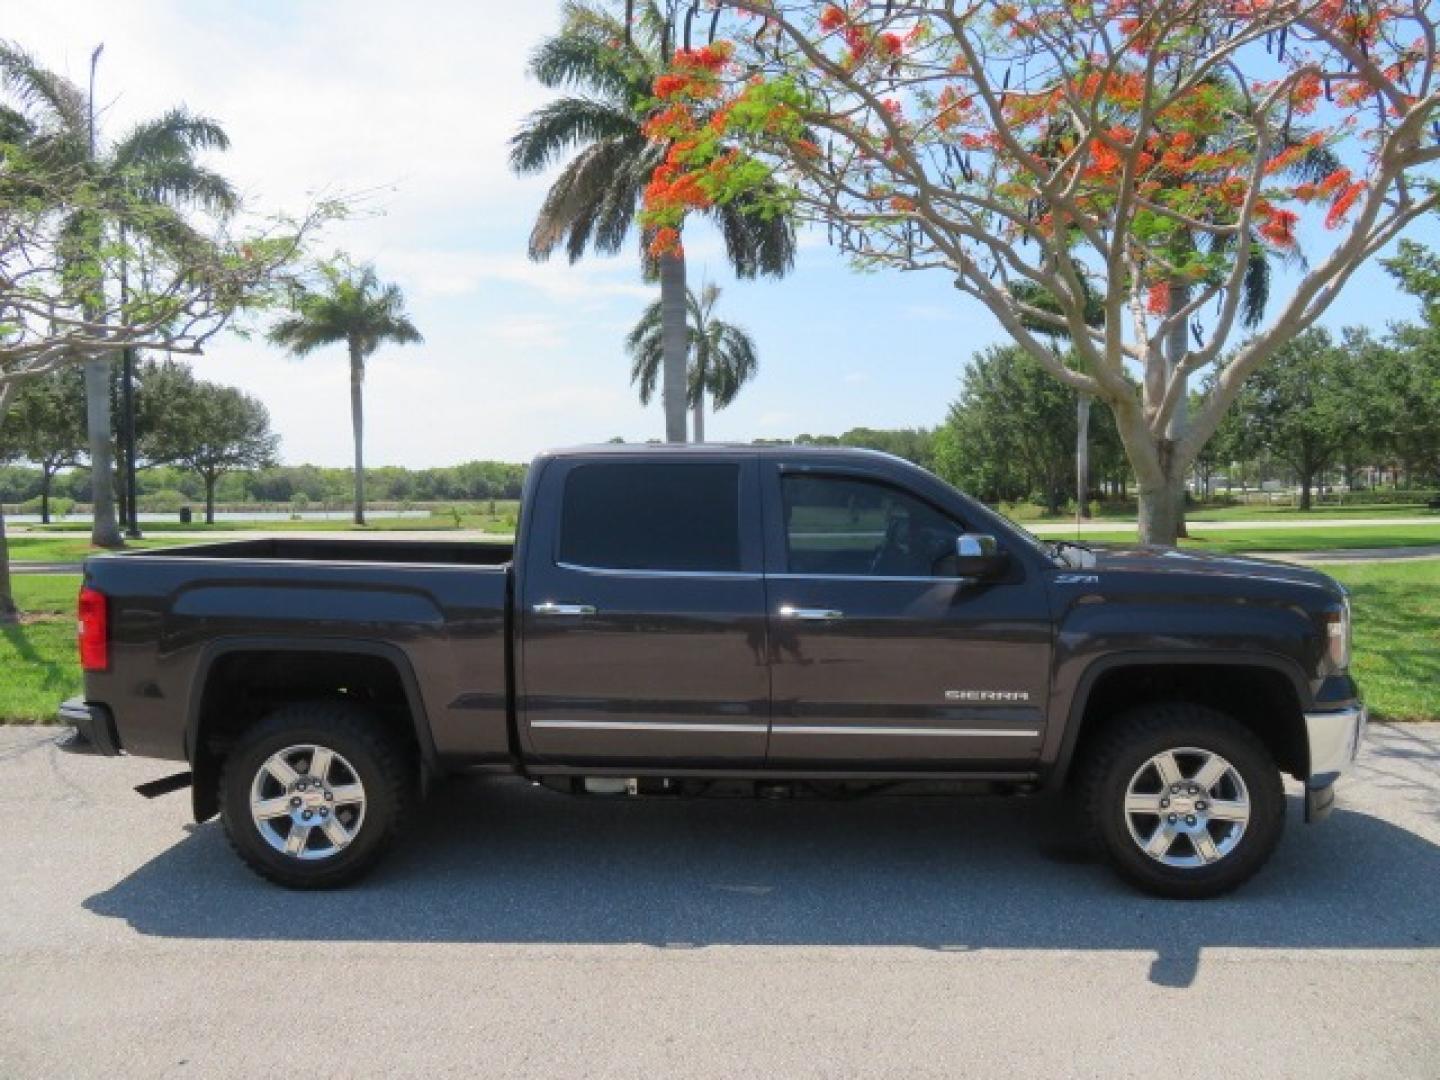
1026,516,1440,535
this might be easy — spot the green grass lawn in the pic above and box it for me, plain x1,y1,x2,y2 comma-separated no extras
17,503,522,535
4,560,1435,725
1,575,82,723
1327,562,1440,722
1072,523,1440,554
6,536,191,563
1185,502,1440,521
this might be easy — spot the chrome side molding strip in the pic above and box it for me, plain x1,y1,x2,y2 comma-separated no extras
774,725,1039,738
529,720,1038,738
530,719,768,734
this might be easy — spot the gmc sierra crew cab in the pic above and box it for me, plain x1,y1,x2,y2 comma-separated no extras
59,444,1367,898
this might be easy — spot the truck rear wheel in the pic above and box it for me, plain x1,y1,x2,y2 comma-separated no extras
219,702,415,889
1079,702,1285,899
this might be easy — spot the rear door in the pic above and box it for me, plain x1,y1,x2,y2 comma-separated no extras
518,454,770,767
762,464,1052,769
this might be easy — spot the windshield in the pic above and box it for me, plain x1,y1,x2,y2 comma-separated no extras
987,508,1095,569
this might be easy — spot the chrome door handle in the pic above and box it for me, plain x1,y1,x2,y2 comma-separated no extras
778,605,844,621
532,602,597,616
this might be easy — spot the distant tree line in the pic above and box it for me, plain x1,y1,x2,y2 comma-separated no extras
0,361,277,523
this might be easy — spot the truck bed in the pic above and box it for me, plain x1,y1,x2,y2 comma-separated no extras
83,537,514,766
126,537,515,566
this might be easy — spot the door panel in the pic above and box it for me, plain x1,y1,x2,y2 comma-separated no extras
766,575,1049,766
763,467,1051,768
519,457,770,767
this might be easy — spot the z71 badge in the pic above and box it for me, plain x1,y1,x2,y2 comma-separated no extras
1054,573,1100,585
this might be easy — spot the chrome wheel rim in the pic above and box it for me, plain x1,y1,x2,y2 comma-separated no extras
1123,746,1250,869
249,744,366,861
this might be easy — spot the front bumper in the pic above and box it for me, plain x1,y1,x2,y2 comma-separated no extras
1302,703,1367,823
55,698,121,757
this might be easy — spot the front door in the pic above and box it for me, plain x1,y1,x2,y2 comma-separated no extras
518,456,770,767
763,467,1051,769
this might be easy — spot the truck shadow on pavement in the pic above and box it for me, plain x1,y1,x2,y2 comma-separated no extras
85,778,1440,988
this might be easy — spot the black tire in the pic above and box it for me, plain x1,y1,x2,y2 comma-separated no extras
219,702,416,889
1079,702,1286,899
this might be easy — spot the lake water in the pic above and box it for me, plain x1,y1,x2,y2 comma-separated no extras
4,510,434,524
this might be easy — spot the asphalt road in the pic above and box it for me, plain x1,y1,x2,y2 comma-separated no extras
1,723,1437,1079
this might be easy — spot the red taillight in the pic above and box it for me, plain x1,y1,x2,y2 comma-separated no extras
78,587,109,672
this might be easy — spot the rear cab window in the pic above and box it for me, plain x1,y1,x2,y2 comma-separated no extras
558,461,742,572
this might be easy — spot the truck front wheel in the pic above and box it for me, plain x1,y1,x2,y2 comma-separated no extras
1080,703,1286,899
219,702,415,889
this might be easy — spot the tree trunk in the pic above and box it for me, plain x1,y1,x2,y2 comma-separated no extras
1165,281,1191,540
350,343,367,526
0,506,16,625
121,345,141,539
1076,393,1092,520
1300,474,1313,511
1138,473,1187,547
691,342,708,443
40,468,52,526
658,250,689,444
115,428,128,531
205,473,217,525
84,356,123,548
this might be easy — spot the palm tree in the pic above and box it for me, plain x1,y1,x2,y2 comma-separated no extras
268,262,422,525
626,282,758,442
510,1,792,443
0,41,237,547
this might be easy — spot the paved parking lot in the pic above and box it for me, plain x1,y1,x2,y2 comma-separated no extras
1,722,1437,1078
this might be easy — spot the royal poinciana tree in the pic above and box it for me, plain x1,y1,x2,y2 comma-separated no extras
639,0,1440,543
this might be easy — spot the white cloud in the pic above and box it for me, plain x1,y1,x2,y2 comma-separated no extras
489,316,570,352
381,249,653,303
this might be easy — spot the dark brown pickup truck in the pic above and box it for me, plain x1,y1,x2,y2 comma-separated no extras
60,444,1365,897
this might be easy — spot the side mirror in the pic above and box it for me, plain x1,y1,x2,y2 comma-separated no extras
952,533,1007,579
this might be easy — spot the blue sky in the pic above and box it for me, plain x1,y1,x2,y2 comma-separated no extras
10,1,1437,466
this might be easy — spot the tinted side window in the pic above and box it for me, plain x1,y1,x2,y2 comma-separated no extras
783,475,961,577
559,462,741,572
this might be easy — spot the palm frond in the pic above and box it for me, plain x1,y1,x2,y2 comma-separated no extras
707,322,759,408
510,96,641,174
120,158,238,215
1240,244,1270,330
528,24,636,103
716,189,797,279
267,312,343,356
0,40,87,136
112,108,230,168
269,263,422,361
528,137,640,261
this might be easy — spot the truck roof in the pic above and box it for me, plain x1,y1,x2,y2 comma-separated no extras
543,443,911,464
